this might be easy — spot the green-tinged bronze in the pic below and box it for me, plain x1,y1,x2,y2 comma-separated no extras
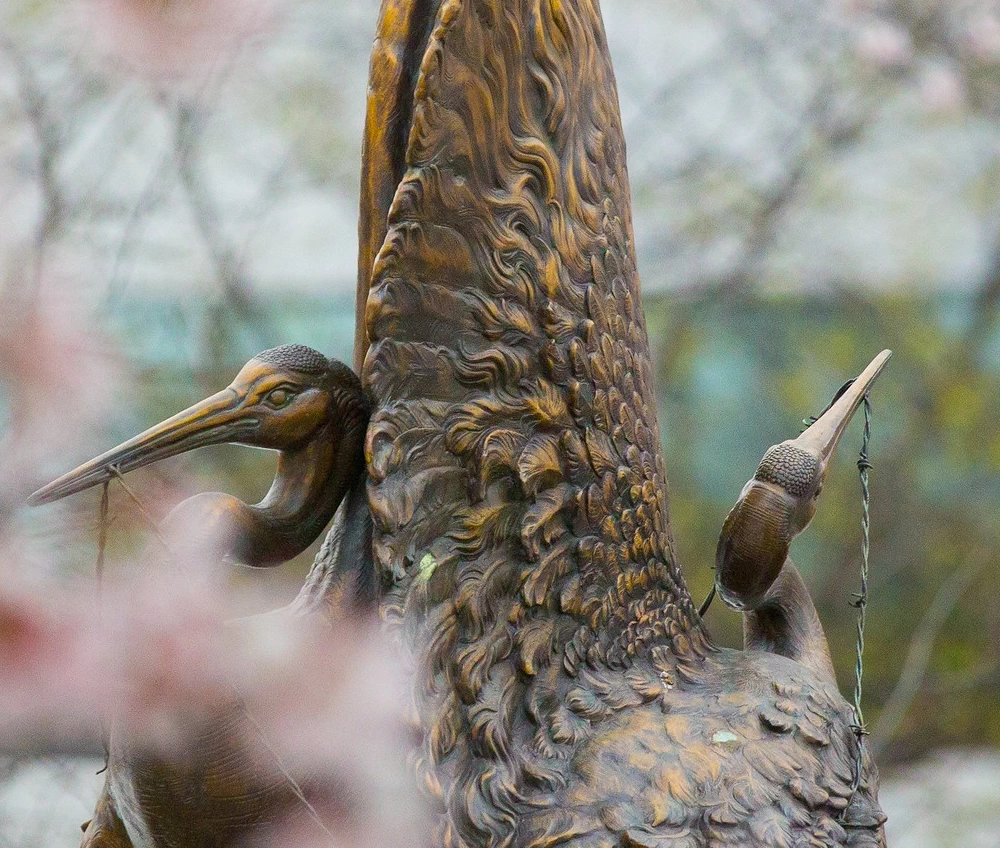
30,344,369,569
716,350,891,611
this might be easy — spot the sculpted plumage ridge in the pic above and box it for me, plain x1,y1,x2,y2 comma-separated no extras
361,0,885,846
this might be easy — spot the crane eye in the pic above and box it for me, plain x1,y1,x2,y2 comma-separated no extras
263,387,295,409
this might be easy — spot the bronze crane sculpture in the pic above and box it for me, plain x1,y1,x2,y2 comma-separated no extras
29,343,370,572
28,344,374,847
28,0,891,845
716,352,889,681
355,0,888,846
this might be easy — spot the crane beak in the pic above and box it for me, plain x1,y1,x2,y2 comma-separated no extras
27,388,258,507
713,349,892,611
791,349,892,470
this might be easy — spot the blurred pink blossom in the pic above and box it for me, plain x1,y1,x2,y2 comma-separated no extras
920,64,968,114
967,13,1000,63
0,288,123,514
80,0,280,81
856,20,914,69
248,804,429,848
0,560,425,844
0,576,107,749
233,616,426,848
0,566,230,752
101,570,233,750
228,611,411,772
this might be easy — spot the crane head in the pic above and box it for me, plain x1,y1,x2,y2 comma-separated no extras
27,344,363,507
714,349,891,611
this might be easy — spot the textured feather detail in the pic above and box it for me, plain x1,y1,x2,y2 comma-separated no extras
517,618,556,676
522,540,573,607
522,484,574,560
358,0,884,845
518,433,565,496
468,664,519,760
516,648,884,848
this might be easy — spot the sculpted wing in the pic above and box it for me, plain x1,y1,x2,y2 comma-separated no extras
355,0,445,371
363,0,700,654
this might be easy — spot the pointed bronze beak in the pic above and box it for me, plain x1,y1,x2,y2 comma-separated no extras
27,388,257,507
714,349,892,612
791,349,892,469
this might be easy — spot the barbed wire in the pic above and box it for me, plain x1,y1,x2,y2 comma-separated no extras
846,394,873,804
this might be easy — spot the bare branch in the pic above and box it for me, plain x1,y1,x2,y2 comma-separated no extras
868,544,992,756
1,39,62,296
171,101,255,320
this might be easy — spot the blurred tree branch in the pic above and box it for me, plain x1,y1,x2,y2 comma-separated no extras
173,101,255,321
869,544,991,756
1,39,61,298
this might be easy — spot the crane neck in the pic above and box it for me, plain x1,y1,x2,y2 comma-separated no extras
289,473,376,620
239,404,368,568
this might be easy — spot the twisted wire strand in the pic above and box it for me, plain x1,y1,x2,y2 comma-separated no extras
237,697,338,845
108,465,174,554
96,480,111,773
96,480,109,584
703,376,864,620
847,394,873,800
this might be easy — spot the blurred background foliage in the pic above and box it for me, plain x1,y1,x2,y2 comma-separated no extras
1,0,999,844
651,291,1000,762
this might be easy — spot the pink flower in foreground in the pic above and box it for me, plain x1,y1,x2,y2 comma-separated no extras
80,0,280,81
100,570,234,750
0,290,123,512
920,64,967,114
0,567,230,752
233,617,427,848
0,577,107,750
856,20,914,70
0,562,426,845
249,804,429,848
967,13,1000,63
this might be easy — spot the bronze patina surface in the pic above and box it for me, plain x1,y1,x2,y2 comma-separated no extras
29,1,889,845
716,351,891,612
30,344,369,569
361,0,886,845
